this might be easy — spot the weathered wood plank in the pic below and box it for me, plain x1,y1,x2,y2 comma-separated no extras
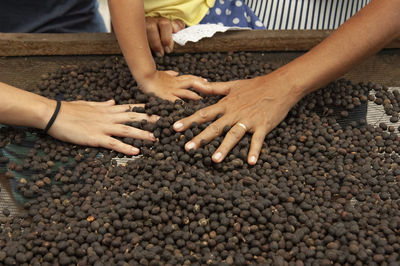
1,51,399,93
1,31,399,56
0,33,119,56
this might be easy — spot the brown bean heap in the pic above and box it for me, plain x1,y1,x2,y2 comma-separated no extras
0,52,399,265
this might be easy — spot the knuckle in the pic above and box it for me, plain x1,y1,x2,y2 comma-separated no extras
158,19,170,27
146,22,157,32
198,109,209,119
209,124,221,135
120,126,131,136
146,17,155,22
107,139,119,149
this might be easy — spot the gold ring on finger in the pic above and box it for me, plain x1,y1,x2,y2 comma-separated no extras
237,122,247,131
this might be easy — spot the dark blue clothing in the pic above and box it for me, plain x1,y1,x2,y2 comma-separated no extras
0,0,106,33
200,0,265,29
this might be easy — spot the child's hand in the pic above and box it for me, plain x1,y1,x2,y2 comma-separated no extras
145,17,185,57
138,70,209,102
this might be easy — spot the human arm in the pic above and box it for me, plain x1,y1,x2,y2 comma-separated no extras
173,0,400,164
0,82,158,155
108,0,207,102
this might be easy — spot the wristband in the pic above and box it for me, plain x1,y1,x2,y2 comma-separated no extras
44,100,61,133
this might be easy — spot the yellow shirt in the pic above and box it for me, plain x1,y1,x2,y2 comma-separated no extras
144,0,216,26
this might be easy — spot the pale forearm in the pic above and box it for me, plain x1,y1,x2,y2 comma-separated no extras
277,0,400,98
0,82,55,129
108,0,156,83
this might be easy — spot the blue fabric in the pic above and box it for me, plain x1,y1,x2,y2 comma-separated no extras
199,0,265,29
0,0,106,33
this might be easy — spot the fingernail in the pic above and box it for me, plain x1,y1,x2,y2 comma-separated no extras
213,152,222,161
203,78,208,82
249,156,257,164
149,133,155,140
155,52,163,57
172,22,179,32
185,142,195,150
131,147,140,153
164,46,171,54
173,122,183,130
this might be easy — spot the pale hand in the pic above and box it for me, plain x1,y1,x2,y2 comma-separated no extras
47,99,159,155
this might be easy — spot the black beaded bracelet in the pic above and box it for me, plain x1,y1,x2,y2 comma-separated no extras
44,100,61,133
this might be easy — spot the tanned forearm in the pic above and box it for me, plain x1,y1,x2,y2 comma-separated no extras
108,0,157,83
0,82,55,129
275,0,400,99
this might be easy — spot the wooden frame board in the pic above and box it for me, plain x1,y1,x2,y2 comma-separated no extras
1,30,400,56
1,51,399,93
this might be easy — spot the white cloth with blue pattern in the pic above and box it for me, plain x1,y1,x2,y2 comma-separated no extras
199,0,265,29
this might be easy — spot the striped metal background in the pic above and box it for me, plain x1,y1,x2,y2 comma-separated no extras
244,0,371,29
